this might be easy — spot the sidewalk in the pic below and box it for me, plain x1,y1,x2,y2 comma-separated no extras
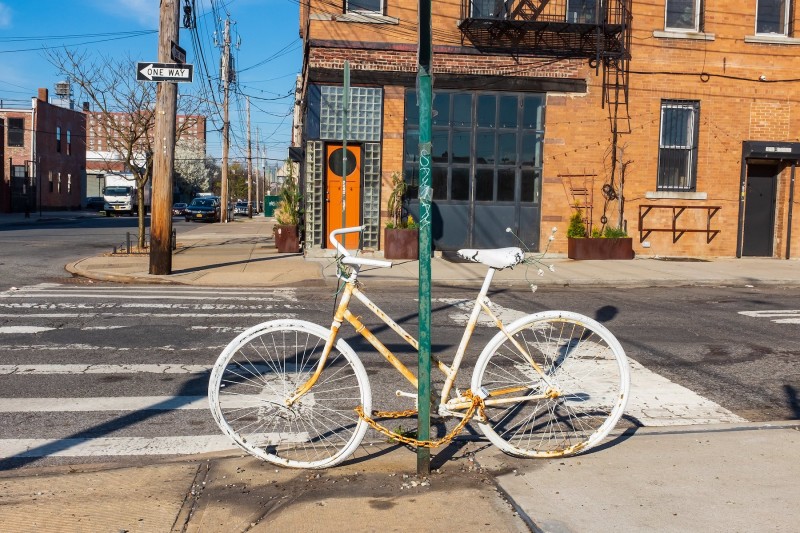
2,212,799,531
50,213,800,288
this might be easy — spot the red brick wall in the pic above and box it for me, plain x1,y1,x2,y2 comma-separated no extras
303,0,800,258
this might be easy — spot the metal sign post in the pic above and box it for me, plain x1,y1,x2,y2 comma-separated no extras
341,61,350,248
417,0,433,476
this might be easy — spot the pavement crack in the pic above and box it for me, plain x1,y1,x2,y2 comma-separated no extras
170,461,210,533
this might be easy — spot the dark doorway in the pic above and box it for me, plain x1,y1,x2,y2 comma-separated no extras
742,163,778,256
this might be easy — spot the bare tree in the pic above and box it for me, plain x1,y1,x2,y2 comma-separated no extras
174,138,216,199
47,48,202,248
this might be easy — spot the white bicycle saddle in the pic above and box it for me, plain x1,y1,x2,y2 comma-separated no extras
456,247,524,270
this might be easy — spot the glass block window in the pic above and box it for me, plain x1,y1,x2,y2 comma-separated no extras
361,143,381,249
658,100,699,191
305,141,325,247
319,86,382,142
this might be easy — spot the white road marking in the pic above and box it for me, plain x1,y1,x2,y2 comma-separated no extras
0,396,210,412
0,435,238,457
441,298,747,426
739,310,800,324
0,364,211,374
0,313,287,318
435,297,529,327
0,326,54,334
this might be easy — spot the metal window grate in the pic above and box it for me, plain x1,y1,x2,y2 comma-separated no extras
657,100,699,191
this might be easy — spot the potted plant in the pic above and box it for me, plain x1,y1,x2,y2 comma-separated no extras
273,162,302,253
384,172,419,260
567,209,634,260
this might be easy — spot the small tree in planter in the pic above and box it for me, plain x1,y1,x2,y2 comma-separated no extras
567,208,634,260
273,162,302,253
384,172,419,260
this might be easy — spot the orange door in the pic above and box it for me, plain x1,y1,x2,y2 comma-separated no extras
326,144,361,249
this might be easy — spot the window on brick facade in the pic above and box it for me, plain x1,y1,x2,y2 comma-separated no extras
567,0,598,23
756,0,791,35
658,100,699,191
665,0,702,31
346,0,381,13
470,0,506,18
67,174,72,194
57,173,62,194
404,89,544,203
49,172,54,193
67,130,71,155
11,165,26,178
56,127,62,153
8,118,24,147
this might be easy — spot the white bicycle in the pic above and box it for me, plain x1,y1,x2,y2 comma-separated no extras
209,226,630,468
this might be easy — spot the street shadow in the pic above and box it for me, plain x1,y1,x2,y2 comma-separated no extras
594,305,619,323
785,385,800,419
171,254,298,275
0,371,209,471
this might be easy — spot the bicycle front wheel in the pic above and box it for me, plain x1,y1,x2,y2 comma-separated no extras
471,311,630,458
209,319,371,469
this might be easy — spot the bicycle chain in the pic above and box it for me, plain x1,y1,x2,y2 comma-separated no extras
354,391,485,449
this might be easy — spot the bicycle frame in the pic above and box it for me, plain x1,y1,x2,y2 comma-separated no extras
287,263,558,414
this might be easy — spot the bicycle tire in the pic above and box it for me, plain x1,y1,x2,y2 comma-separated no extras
209,319,372,469
471,310,630,458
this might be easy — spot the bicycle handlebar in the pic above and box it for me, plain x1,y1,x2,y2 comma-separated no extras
329,226,393,269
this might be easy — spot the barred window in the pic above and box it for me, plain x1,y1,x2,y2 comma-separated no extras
658,100,699,191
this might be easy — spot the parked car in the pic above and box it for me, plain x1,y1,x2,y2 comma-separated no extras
184,197,221,222
172,202,188,216
234,201,249,216
85,196,105,211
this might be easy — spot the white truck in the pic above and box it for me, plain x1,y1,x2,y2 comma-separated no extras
102,175,150,216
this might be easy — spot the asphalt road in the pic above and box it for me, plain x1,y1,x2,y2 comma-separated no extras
0,217,797,469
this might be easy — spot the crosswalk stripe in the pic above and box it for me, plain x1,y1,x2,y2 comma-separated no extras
0,312,286,318
0,435,237,457
0,396,209,412
0,364,210,374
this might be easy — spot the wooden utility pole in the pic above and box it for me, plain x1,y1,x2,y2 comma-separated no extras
220,17,232,223
246,96,253,217
254,127,260,213
149,0,179,275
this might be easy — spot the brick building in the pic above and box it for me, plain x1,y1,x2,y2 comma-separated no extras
85,110,207,197
0,88,86,213
295,0,800,259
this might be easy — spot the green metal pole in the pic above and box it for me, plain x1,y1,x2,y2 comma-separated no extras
341,61,350,247
417,0,433,476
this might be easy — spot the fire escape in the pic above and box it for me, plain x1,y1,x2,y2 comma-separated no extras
458,0,632,116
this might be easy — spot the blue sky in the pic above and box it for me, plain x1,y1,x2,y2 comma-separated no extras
0,0,302,166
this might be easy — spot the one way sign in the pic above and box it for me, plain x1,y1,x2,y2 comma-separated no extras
136,62,194,83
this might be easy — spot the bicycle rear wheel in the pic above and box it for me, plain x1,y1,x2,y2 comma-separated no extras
209,319,371,469
471,311,630,458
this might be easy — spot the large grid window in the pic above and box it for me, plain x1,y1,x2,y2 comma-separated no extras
319,86,382,141
658,100,699,191
756,0,791,35
665,0,701,31
404,90,544,203
8,118,24,147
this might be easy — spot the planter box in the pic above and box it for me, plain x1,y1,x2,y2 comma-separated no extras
384,228,419,260
568,237,634,260
274,224,301,253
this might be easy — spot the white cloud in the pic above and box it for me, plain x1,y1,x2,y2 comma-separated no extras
89,0,158,27
0,3,12,28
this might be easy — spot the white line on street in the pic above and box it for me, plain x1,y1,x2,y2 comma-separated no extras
0,435,238,457
440,298,747,426
0,396,210,412
0,364,211,375
0,313,288,318
0,326,55,334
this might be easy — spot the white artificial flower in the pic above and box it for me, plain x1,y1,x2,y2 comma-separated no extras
530,284,538,293
548,264,555,272
537,268,544,277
